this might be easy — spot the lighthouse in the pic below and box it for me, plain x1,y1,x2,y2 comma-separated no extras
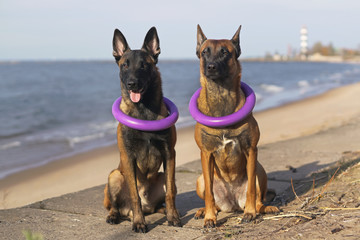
300,26,308,60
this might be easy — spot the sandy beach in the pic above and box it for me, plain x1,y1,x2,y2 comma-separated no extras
1,82,360,209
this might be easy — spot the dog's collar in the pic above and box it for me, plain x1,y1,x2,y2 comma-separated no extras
189,82,256,128
112,97,179,131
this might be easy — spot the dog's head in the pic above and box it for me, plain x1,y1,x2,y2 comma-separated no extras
113,27,161,103
196,25,241,81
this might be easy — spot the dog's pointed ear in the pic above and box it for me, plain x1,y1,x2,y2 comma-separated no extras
113,29,130,62
142,27,161,64
231,25,242,59
196,24,207,58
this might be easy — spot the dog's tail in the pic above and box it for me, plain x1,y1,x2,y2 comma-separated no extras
103,184,112,211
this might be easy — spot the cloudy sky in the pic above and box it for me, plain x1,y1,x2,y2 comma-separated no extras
1,0,359,60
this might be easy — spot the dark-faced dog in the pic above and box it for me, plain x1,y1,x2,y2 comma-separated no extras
194,25,279,228
103,27,181,233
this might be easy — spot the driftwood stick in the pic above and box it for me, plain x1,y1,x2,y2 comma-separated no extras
309,166,341,204
291,178,303,204
321,207,360,211
263,213,313,220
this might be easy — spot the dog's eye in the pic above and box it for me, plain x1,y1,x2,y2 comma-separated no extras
221,48,229,55
122,60,129,69
202,48,208,55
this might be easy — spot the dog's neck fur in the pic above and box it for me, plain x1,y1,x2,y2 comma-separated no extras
198,71,244,118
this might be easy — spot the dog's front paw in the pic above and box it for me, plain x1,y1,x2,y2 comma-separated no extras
168,217,182,227
167,209,182,227
132,222,148,233
194,208,205,219
264,205,280,214
241,212,256,223
106,212,120,225
204,218,216,228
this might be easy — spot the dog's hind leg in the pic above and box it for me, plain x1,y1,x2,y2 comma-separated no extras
255,163,279,214
140,172,166,214
105,169,131,224
103,184,111,211
194,174,206,219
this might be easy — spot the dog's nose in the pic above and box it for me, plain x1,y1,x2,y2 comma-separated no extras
127,81,137,89
207,63,216,71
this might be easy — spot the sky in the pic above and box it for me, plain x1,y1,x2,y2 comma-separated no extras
1,0,360,60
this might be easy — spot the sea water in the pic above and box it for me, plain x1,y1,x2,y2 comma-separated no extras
1,60,360,179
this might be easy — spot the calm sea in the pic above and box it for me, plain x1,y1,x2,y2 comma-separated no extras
1,60,360,179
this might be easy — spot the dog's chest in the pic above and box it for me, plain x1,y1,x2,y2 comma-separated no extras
123,128,170,171
200,129,241,154
216,135,239,154
199,127,254,175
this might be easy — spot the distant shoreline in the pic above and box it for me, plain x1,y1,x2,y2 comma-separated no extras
1,57,360,64
242,56,360,64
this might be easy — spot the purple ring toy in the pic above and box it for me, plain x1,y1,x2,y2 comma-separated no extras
112,97,179,131
189,82,256,128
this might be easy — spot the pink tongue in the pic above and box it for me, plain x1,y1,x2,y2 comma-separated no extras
130,91,141,103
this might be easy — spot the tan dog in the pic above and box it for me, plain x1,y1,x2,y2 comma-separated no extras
194,25,279,228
